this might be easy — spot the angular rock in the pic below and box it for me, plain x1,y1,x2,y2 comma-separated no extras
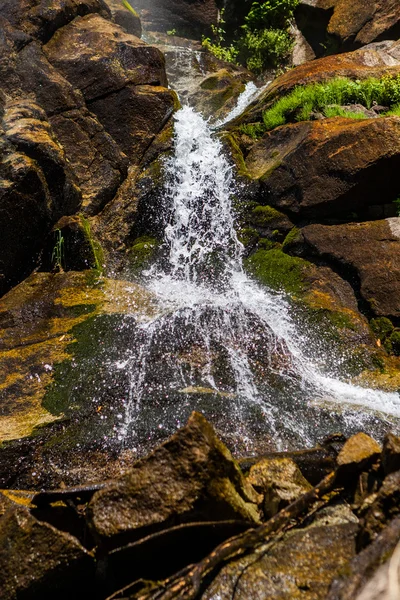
360,470,400,544
337,432,381,472
247,457,313,518
301,219,400,318
245,117,400,219
319,0,400,48
0,504,94,600
44,14,176,161
203,506,358,600
105,0,142,37
382,432,400,475
0,97,81,296
0,0,111,42
87,412,261,548
328,514,400,600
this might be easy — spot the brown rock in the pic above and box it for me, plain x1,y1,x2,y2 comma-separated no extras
301,219,400,318
0,97,81,296
0,504,94,600
337,432,381,471
44,14,176,161
104,0,142,37
360,470,400,544
382,432,400,475
248,457,312,518
0,0,111,42
87,412,261,548
245,117,400,219
319,0,400,48
203,505,358,600
133,0,218,37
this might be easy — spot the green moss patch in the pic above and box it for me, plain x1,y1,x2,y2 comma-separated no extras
245,248,308,295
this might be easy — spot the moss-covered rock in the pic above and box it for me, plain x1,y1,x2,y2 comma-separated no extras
0,271,157,487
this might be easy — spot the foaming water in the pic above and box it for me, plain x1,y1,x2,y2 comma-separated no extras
119,105,400,452
215,81,268,127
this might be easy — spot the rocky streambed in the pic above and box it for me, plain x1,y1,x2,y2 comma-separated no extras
2,412,400,600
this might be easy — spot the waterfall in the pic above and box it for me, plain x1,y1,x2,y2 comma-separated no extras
117,102,400,454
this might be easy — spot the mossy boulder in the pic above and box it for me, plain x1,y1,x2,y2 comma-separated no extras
244,247,380,374
0,271,157,487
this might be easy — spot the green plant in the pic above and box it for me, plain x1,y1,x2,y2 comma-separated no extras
167,28,177,36
52,229,65,272
202,1,298,73
323,106,367,119
121,0,139,17
244,0,299,30
261,75,400,132
238,28,294,73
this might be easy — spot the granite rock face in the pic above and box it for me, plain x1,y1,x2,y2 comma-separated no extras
0,0,175,297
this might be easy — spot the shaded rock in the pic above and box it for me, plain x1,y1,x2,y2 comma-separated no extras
0,37,129,214
247,457,312,518
87,412,261,548
328,515,400,600
0,0,110,43
105,0,142,37
40,215,104,272
104,520,252,596
0,271,156,487
132,0,218,38
0,97,81,296
44,14,176,162
245,117,400,220
337,432,381,473
360,470,400,543
301,219,400,318
0,504,94,600
203,506,358,600
319,0,400,48
382,432,400,475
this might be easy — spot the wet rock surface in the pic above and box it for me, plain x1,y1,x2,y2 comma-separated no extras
0,0,174,295
0,417,399,600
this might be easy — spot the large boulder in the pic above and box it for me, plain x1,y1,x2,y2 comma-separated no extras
300,218,400,318
0,271,156,488
245,117,400,219
318,0,400,48
44,14,176,162
0,97,81,296
0,0,110,42
87,412,261,548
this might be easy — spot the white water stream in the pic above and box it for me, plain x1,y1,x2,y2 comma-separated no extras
117,82,400,453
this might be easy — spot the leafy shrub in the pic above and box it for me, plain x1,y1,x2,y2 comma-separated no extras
202,1,298,73
238,28,294,73
244,0,299,30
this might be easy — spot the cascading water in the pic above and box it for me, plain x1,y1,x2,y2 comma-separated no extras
117,89,400,455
